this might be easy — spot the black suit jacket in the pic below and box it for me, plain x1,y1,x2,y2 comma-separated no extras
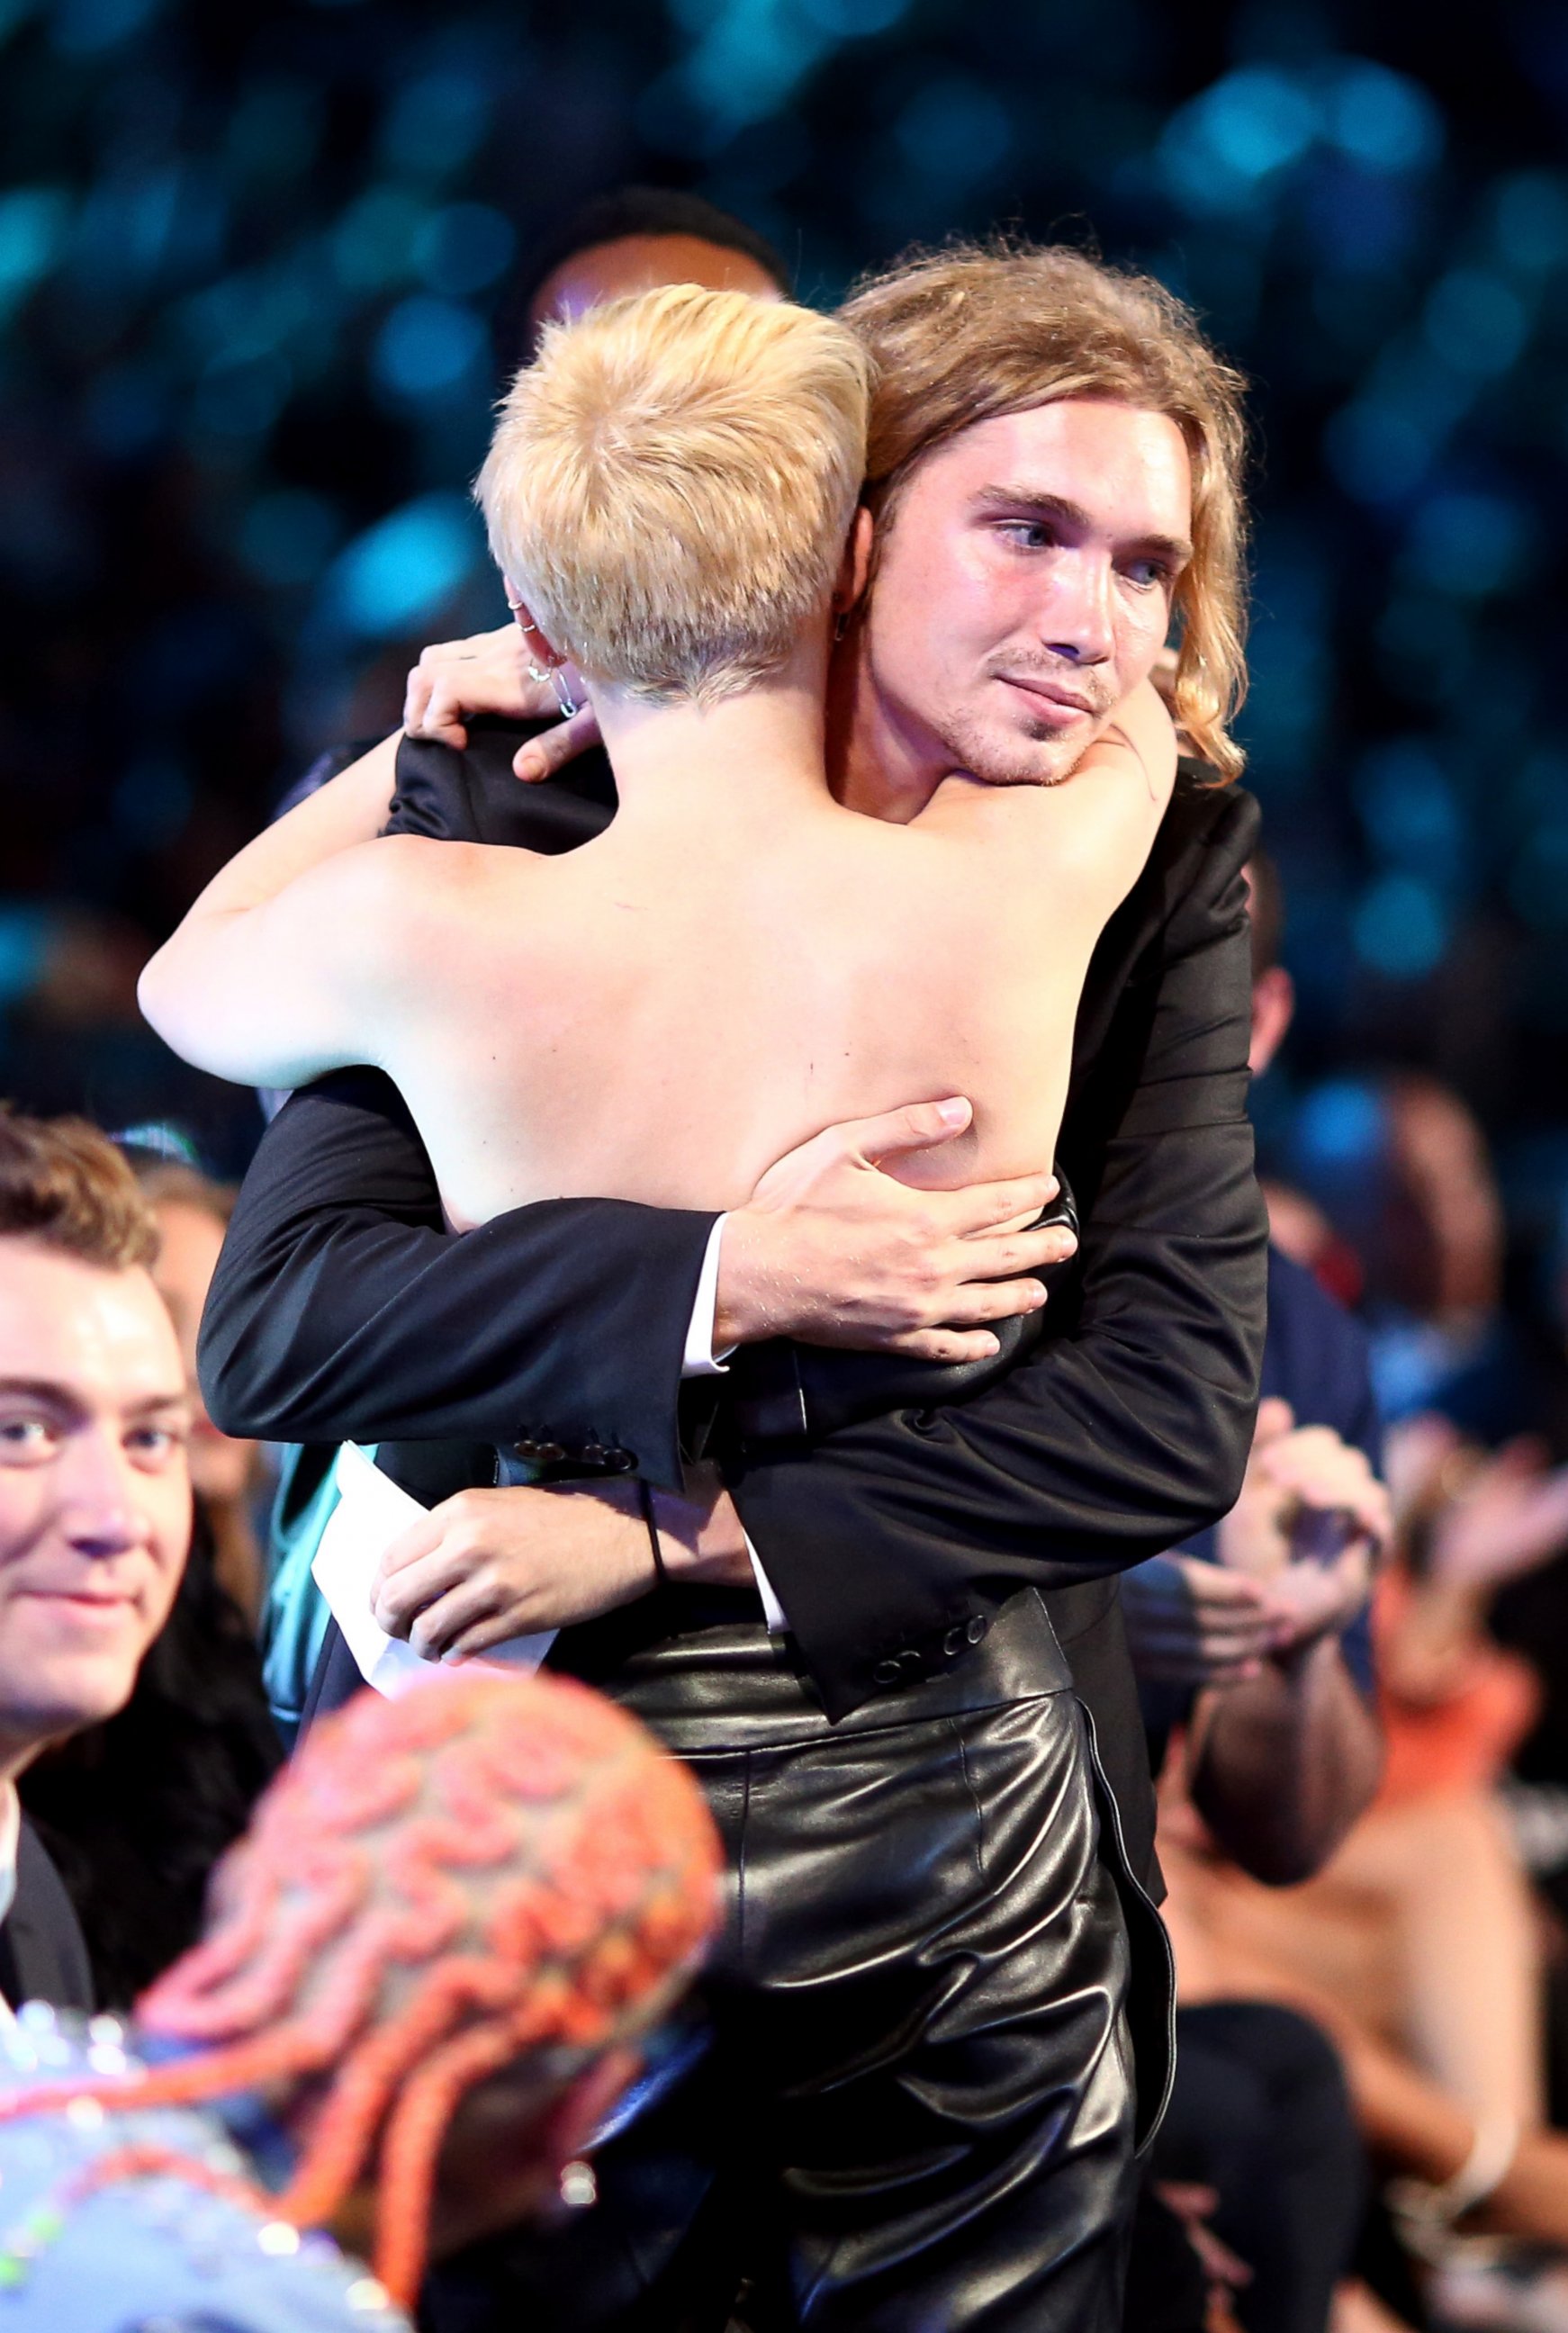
0,1819,93,2013
200,724,1267,1885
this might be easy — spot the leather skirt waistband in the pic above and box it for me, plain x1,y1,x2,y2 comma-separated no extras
549,1582,1074,1752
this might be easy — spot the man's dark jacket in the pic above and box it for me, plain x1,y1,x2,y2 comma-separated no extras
0,1821,93,2012
199,725,1268,1887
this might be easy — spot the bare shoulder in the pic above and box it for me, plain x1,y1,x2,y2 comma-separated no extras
347,832,544,935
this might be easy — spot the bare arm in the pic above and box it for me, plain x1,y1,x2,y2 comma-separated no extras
1188,1637,1383,1887
137,737,429,1089
1184,1403,1389,1883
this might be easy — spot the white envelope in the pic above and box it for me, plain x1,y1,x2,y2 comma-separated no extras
311,1441,558,1698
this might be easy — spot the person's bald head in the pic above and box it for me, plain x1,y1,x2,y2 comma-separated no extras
533,231,784,333
516,186,789,350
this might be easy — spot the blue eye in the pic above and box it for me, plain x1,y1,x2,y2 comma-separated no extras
0,1417,53,1458
127,1425,183,1460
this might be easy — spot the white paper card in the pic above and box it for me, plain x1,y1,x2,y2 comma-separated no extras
311,1441,558,1698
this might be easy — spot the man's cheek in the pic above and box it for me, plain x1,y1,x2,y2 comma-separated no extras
0,1616,140,1724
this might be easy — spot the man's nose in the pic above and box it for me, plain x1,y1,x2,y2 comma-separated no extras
1036,551,1115,665
57,1437,149,1557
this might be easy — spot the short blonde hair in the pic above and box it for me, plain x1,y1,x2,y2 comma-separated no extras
842,242,1249,782
477,284,870,706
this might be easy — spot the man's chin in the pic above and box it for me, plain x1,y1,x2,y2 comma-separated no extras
947,717,1086,789
1,1656,142,1746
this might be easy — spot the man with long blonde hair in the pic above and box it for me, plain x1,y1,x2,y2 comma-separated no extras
185,236,1267,2328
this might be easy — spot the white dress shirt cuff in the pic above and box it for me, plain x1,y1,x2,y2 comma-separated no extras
680,1221,784,1627
745,1532,790,1635
682,1215,735,1377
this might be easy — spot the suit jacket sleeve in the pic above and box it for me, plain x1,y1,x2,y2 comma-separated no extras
0,1822,94,2013
197,730,715,1491
731,782,1269,1716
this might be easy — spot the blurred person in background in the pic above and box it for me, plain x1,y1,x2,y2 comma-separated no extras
1121,851,1386,2333
19,1150,280,2006
1128,852,1384,1887
1158,1066,1568,2328
0,1666,721,2332
511,180,789,337
137,1159,264,1623
0,1108,194,2012
1286,1067,1522,1443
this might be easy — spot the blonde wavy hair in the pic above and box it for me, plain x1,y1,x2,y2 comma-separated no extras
477,284,870,707
841,241,1250,782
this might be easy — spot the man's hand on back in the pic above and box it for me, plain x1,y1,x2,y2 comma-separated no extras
400,635,1078,1364
716,1098,1077,1363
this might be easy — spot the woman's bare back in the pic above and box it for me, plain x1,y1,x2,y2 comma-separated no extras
372,701,1176,1232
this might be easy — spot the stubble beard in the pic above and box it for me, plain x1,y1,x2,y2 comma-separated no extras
936,698,1094,789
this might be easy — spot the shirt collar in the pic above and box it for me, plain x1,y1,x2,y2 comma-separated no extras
0,1782,22,1932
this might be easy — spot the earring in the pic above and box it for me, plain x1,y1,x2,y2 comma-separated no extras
832,609,851,644
511,605,580,719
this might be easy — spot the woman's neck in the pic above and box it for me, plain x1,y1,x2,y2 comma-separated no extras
590,634,835,830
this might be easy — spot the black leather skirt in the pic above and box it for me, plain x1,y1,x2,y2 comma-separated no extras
446,1582,1176,2333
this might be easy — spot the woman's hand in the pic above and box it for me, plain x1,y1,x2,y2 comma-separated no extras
372,1480,657,1660
402,625,601,780
371,1472,754,1662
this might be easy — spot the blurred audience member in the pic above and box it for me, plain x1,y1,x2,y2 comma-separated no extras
1289,1068,1524,1443
1130,1400,1388,2333
19,1149,280,2006
1163,1397,1568,2326
136,1158,263,1623
0,1668,723,2328
0,1107,193,2008
512,182,789,347
1122,853,1387,2333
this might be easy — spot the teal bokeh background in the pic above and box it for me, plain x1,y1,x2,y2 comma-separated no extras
0,0,1565,1172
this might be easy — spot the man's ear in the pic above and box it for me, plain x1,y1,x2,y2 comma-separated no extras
834,506,875,622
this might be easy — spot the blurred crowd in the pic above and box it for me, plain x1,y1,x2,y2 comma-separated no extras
1127,866,1568,2332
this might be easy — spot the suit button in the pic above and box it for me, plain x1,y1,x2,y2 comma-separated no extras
942,1626,966,1659
512,1437,543,1462
872,1659,902,1687
601,1446,637,1474
966,1616,987,1645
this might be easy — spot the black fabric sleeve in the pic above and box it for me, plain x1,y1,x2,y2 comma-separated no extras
196,726,716,1490
732,786,1269,1718
198,1069,713,1490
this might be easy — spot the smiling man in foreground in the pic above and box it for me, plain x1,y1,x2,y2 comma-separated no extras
0,1110,191,2005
